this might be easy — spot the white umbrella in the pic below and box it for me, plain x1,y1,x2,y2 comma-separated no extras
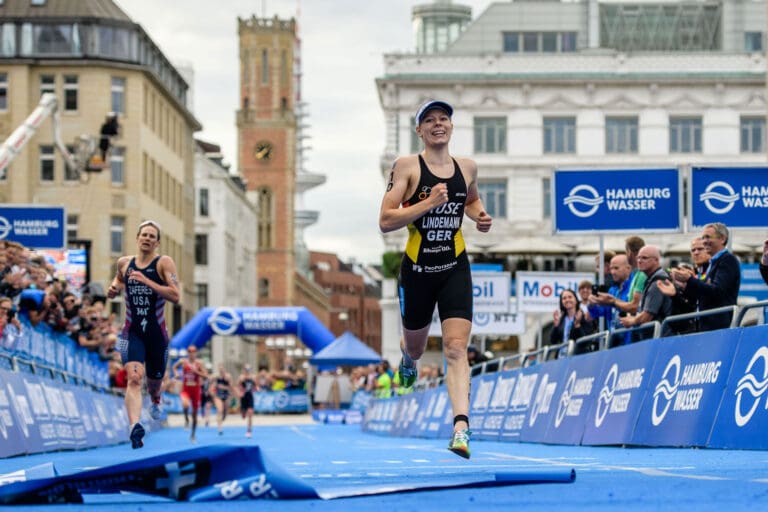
487,237,573,255
572,236,628,254
666,241,755,254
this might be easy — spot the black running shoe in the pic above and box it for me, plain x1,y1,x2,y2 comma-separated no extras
130,422,145,449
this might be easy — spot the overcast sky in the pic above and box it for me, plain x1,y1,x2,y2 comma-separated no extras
115,0,494,265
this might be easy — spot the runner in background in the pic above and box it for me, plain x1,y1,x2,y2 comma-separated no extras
238,364,256,438
212,363,234,435
172,345,207,443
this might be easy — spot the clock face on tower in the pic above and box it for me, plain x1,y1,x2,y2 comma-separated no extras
254,140,274,161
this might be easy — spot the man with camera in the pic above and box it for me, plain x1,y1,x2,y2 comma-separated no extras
589,254,637,347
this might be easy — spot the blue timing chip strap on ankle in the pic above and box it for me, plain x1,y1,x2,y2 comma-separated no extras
453,414,469,426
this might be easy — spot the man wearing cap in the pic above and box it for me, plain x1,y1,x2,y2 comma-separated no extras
172,345,208,443
379,99,492,459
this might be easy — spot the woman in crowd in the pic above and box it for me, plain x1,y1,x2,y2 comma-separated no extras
550,289,594,357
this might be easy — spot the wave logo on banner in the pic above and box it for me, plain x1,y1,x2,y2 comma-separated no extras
699,181,739,215
563,185,603,218
652,356,681,426
528,374,556,427
734,346,768,427
6,383,30,438
0,217,11,239
595,364,645,428
555,371,594,428
208,307,240,336
652,354,722,426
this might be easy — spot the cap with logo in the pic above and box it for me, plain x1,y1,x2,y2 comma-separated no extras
414,99,453,126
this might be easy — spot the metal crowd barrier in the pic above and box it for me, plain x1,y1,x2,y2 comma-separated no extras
469,299,768,377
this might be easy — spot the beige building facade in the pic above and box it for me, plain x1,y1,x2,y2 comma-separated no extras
0,0,201,331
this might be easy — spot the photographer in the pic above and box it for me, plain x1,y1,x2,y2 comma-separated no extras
0,296,21,352
589,254,637,347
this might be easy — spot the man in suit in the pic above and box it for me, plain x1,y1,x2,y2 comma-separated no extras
760,238,768,286
671,222,740,332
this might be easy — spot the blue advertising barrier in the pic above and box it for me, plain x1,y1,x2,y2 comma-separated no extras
498,364,542,442
554,168,682,233
252,389,308,414
709,325,768,449
408,387,449,439
3,314,109,388
520,358,569,443
170,306,335,354
632,330,737,447
362,323,768,450
469,371,504,440
0,205,65,249
543,350,606,445
0,367,128,456
582,340,657,445
690,166,768,228
0,370,29,458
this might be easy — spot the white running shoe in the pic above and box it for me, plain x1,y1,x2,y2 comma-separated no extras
149,402,163,420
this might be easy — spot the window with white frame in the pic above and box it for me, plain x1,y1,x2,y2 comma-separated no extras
39,145,54,181
199,188,209,217
110,146,124,185
740,116,765,153
745,32,763,53
111,76,125,114
110,216,125,254
478,181,507,219
474,117,507,154
195,283,208,310
195,233,208,265
63,74,78,111
39,74,54,97
543,117,576,154
0,23,16,57
605,117,638,153
669,116,702,153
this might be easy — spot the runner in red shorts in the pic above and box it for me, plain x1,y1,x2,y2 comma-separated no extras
172,345,208,443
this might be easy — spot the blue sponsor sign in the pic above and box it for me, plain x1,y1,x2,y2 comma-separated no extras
581,341,656,445
389,392,420,437
410,387,449,439
0,369,28,457
709,325,768,449
632,330,737,447
499,365,541,442
476,370,519,440
361,397,398,435
520,359,569,443
469,372,499,438
543,351,607,445
0,206,65,249
554,169,682,233
690,166,768,228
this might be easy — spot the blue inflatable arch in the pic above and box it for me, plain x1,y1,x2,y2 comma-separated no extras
169,307,336,353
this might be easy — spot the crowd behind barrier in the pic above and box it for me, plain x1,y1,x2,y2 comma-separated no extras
0,240,117,390
362,300,768,449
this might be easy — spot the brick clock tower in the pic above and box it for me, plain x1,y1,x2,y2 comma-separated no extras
237,15,297,307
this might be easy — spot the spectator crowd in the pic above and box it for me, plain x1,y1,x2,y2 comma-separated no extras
0,239,122,387
547,223,768,357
